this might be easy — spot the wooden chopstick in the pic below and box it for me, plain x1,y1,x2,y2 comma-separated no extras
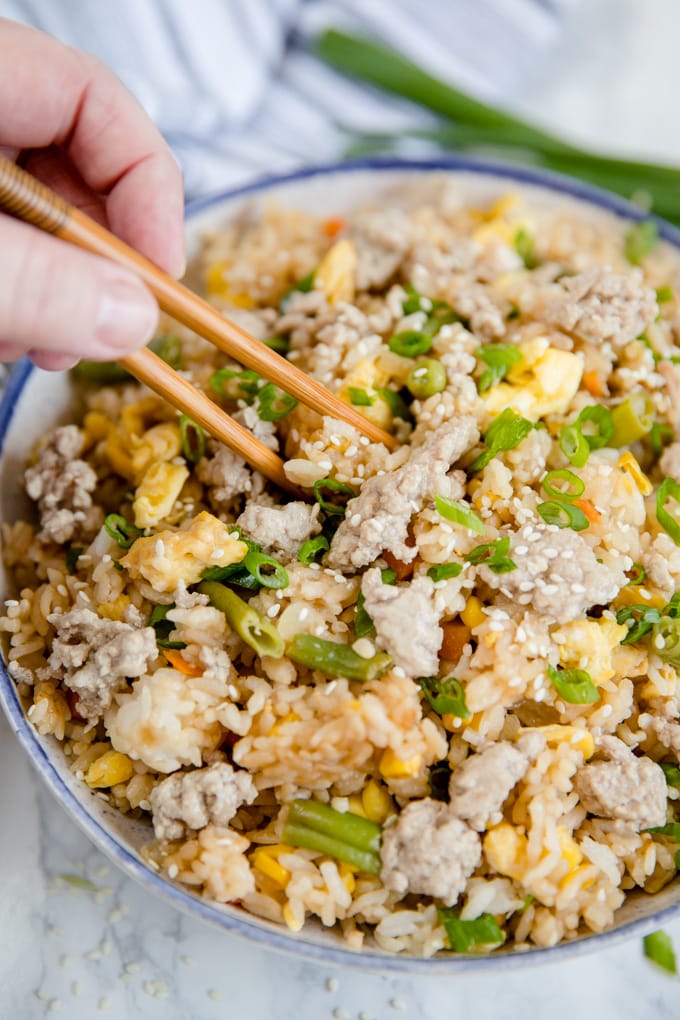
0,154,399,464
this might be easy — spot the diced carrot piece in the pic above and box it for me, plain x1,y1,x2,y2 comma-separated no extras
382,549,414,581
573,497,601,523
323,216,346,238
582,371,605,397
163,649,204,677
440,621,472,661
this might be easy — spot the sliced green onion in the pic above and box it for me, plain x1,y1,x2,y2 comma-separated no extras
402,282,426,315
435,494,484,534
656,286,674,304
380,568,398,585
65,546,83,574
650,422,674,459
648,822,680,842
256,382,298,421
198,580,284,658
470,408,533,472
354,591,375,638
615,604,661,645
547,664,600,704
406,358,447,398
149,603,186,650
418,676,470,718
537,500,589,531
422,302,459,337
243,549,289,590
282,799,381,875
651,616,680,666
577,405,614,450
660,763,680,787
643,930,677,975
638,333,661,363
388,330,433,358
610,393,655,447
286,633,391,681
624,220,659,265
437,909,505,953
200,563,260,590
210,367,262,402
179,415,206,464
657,477,680,545
464,537,516,574
514,228,539,269
560,424,590,467
427,562,463,582
149,333,182,369
376,387,414,422
263,335,290,354
298,535,329,564
104,513,142,549
476,342,523,393
625,562,646,586
541,469,585,501
428,759,452,802
313,477,356,516
348,387,375,406
279,269,315,311
664,592,680,619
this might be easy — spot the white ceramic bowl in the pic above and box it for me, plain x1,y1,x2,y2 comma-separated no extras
2,158,680,971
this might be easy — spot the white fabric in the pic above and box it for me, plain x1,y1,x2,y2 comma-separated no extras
1,0,575,197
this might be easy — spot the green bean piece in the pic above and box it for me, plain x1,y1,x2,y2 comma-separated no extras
243,549,289,590
388,330,433,358
406,358,447,398
198,581,284,658
610,393,655,447
282,799,382,873
286,634,392,681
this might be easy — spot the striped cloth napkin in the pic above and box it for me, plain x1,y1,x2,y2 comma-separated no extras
2,0,575,197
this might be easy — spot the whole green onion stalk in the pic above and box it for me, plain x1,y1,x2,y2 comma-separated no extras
315,29,680,228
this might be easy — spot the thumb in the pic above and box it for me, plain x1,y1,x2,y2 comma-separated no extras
0,213,159,365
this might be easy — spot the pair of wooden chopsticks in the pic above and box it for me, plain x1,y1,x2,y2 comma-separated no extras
0,153,397,495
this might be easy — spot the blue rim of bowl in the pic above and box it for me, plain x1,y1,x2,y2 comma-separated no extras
2,155,680,973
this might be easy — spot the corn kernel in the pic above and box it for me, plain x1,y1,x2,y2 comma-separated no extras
461,596,486,629
618,451,653,496
361,779,394,824
346,795,367,818
525,724,595,760
133,461,190,528
251,848,291,888
557,826,583,871
85,750,135,789
96,594,131,621
379,748,422,780
613,584,667,611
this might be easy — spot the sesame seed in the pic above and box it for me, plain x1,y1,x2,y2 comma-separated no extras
155,539,165,557
267,604,281,619
211,548,225,559
207,990,222,1002
332,1009,349,1020
71,982,81,997
101,554,111,563
98,998,111,1012
167,863,179,879
48,1000,61,1013
325,977,339,993
571,583,586,594
515,546,528,555
389,998,407,1011
58,954,71,968
350,513,362,527
654,633,666,650
299,607,310,621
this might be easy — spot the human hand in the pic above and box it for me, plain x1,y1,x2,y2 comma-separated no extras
0,19,185,370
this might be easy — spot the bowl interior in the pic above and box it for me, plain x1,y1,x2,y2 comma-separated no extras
2,158,680,971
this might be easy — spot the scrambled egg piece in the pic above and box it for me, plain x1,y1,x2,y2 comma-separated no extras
131,422,182,483
315,238,357,304
482,337,583,420
122,510,247,593
337,356,392,430
552,617,627,684
206,259,256,307
133,461,190,528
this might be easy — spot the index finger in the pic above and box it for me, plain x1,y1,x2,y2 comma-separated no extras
0,18,185,276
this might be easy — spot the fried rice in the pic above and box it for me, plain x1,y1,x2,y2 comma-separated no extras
3,176,680,957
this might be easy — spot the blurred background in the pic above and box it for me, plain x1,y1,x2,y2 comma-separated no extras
2,0,678,205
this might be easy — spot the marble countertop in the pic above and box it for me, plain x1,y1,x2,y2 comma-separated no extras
4,1,680,1017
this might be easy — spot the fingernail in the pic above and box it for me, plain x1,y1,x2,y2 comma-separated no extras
95,276,158,352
